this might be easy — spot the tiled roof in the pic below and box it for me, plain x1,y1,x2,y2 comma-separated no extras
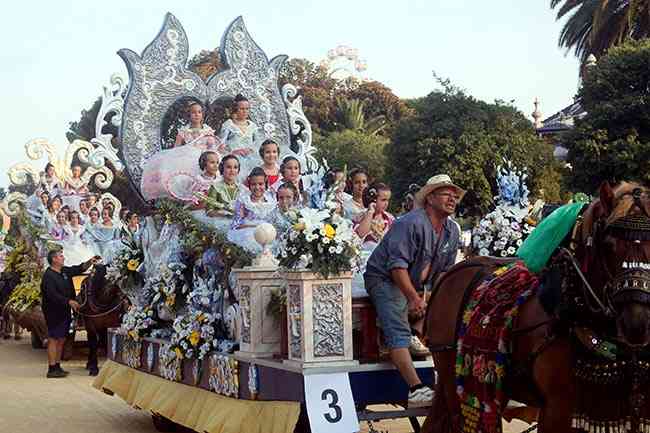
537,100,586,134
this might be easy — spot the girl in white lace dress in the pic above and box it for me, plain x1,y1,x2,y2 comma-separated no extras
62,165,89,211
61,211,96,266
219,94,262,181
227,167,276,254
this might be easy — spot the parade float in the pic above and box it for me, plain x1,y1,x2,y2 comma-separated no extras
0,14,435,433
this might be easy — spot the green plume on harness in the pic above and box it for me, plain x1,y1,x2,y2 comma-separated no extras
516,202,585,273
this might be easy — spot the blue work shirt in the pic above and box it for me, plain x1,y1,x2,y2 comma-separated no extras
364,208,460,289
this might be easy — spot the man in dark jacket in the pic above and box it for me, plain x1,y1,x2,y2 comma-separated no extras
41,249,99,378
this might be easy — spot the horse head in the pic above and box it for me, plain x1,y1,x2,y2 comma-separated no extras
81,264,123,313
579,181,650,348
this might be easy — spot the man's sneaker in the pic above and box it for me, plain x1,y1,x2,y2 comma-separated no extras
46,369,67,378
408,386,434,408
409,335,430,357
55,365,70,376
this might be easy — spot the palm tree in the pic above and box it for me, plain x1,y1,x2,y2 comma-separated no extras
551,0,650,64
336,98,387,135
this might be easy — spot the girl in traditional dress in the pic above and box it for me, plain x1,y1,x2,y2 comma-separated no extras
48,211,68,242
189,151,221,203
191,154,241,232
274,156,308,206
85,207,121,264
268,182,300,236
343,167,369,220
140,101,224,201
44,196,63,231
219,94,261,180
62,165,89,211
259,139,280,188
174,102,219,148
87,193,99,210
39,163,62,196
227,167,276,254
85,207,100,229
26,163,61,220
354,183,395,247
352,183,395,298
61,211,96,266
78,199,90,224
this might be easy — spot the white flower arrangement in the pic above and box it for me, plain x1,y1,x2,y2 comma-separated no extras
120,305,155,341
276,206,361,278
472,207,535,257
147,261,189,316
169,309,219,360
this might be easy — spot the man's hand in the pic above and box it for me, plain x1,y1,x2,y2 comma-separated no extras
407,294,426,319
68,300,81,312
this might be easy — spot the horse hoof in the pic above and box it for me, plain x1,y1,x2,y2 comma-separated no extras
89,369,99,376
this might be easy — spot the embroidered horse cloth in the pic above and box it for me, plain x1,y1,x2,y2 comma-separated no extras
455,261,540,433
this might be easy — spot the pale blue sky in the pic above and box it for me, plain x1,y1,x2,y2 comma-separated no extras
0,0,579,188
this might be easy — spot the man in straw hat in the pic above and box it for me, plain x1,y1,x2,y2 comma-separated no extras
364,174,464,407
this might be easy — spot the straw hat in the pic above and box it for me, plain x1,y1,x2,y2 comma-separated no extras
414,174,466,207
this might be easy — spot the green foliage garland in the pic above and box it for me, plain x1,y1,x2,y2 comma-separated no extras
155,199,252,268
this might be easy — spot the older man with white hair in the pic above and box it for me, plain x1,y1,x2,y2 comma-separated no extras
364,174,464,407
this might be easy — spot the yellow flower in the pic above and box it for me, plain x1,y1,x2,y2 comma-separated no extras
197,313,205,323
165,293,176,307
127,259,140,271
324,224,336,239
174,347,183,359
293,222,306,231
128,330,138,340
189,330,200,346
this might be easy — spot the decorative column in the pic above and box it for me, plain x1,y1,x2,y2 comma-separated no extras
283,271,356,368
233,224,283,358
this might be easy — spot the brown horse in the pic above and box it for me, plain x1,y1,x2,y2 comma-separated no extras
424,182,650,433
77,264,126,376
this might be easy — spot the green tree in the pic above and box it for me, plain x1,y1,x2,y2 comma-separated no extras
67,97,102,142
388,85,561,216
279,58,409,136
551,0,650,64
564,39,650,192
336,98,387,135
315,129,389,181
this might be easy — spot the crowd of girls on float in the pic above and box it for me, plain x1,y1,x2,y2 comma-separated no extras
153,94,400,261
25,162,141,266
24,94,404,274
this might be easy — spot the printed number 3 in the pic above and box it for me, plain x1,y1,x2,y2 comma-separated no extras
321,389,343,423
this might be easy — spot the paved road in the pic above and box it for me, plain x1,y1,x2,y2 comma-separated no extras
0,336,157,433
0,335,531,433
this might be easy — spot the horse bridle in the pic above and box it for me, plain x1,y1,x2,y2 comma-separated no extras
76,268,127,319
582,188,650,315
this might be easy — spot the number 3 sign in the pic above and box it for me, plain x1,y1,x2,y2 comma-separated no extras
304,373,359,433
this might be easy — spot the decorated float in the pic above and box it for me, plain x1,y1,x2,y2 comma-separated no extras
0,14,436,433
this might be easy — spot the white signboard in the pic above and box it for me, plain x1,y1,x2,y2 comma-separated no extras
304,373,359,433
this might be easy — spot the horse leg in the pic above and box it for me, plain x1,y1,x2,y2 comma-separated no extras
86,322,99,376
532,338,575,433
422,350,460,433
